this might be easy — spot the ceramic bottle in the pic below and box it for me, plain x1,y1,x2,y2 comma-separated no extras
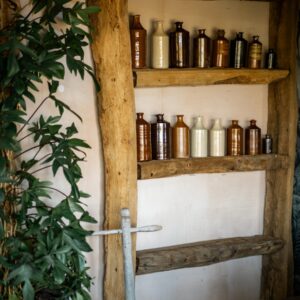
230,32,247,68
212,29,229,68
191,116,208,157
169,22,190,68
151,20,169,69
245,120,261,155
209,118,226,157
172,115,190,158
227,120,243,156
262,134,273,154
130,15,147,68
265,49,276,69
248,35,262,69
151,114,171,160
193,29,211,68
136,113,152,162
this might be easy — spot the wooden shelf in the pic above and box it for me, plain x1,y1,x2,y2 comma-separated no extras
133,68,289,88
137,154,289,180
136,235,284,275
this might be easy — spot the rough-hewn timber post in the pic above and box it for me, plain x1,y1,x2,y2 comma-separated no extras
87,1,137,299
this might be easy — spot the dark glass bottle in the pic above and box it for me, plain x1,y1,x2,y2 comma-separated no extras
262,134,273,154
193,29,211,68
136,113,152,162
151,114,171,160
172,115,190,158
230,32,247,68
169,22,190,68
248,35,262,69
130,15,147,68
212,29,229,68
245,120,261,155
265,49,276,69
227,120,243,156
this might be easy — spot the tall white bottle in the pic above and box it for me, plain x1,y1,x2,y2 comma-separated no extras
209,118,226,156
191,116,208,157
151,20,169,69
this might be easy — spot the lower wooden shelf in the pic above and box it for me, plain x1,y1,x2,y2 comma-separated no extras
136,235,284,275
137,154,289,180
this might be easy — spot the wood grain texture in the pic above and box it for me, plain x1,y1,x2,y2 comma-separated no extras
134,68,289,88
136,235,284,275
138,155,289,180
87,1,137,299
262,0,298,299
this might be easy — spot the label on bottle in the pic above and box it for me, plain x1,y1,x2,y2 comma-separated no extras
249,44,262,59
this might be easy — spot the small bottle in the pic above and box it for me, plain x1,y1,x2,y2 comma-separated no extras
151,114,171,160
136,113,152,162
172,115,190,158
230,32,247,68
245,120,261,155
193,29,211,68
265,49,276,69
212,29,229,68
191,116,208,158
262,134,273,154
151,20,169,69
169,22,190,68
248,35,262,69
209,118,226,157
227,120,243,156
130,15,147,68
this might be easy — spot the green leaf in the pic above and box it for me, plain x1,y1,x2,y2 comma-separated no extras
0,189,4,203
80,6,101,15
80,212,97,224
8,294,19,300
7,52,20,78
23,280,34,300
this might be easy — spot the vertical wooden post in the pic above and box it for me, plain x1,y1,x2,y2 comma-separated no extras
262,0,298,299
87,1,137,299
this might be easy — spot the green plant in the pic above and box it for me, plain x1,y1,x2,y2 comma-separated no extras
0,1,100,299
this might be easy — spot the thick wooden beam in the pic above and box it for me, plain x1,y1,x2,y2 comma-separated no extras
262,0,298,299
136,235,284,275
87,1,137,300
138,155,289,180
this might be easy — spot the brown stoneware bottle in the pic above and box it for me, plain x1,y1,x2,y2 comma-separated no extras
193,29,211,68
136,113,152,162
248,35,262,69
212,29,229,68
227,120,243,156
172,115,190,158
245,120,261,155
151,114,171,160
130,15,147,68
169,22,190,68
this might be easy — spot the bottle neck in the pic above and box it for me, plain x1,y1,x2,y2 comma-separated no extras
199,29,206,35
232,120,239,126
156,114,164,122
250,120,256,126
217,30,225,38
137,113,144,119
253,35,259,42
177,115,184,122
237,32,243,39
175,22,183,30
155,21,164,32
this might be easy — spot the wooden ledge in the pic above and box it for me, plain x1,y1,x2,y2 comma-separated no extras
133,68,289,88
137,154,289,180
136,235,284,275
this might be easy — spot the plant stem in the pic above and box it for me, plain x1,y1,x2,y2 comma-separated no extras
30,165,52,175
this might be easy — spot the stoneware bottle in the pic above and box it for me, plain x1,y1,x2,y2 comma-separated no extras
227,120,243,156
130,15,147,68
230,32,247,68
212,29,229,68
151,20,169,69
262,134,273,154
136,113,152,162
169,22,190,68
245,120,261,155
265,49,276,69
209,118,226,157
172,115,190,158
248,35,262,69
193,29,211,68
151,114,171,160
191,116,208,157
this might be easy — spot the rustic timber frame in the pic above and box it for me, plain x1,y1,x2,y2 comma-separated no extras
87,0,298,299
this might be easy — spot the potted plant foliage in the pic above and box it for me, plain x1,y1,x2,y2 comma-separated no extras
0,1,100,299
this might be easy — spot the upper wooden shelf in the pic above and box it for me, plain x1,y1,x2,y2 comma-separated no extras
133,68,289,88
137,154,289,180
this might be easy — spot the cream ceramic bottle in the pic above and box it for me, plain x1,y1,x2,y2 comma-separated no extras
191,116,208,158
151,20,169,69
209,118,226,156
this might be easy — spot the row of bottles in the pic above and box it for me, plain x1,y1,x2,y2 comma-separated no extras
136,113,273,162
130,16,276,69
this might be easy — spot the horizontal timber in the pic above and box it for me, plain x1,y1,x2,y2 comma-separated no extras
138,154,289,179
133,68,289,88
136,235,284,275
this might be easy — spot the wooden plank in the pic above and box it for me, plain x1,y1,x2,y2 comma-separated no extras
262,0,298,299
134,68,289,88
136,235,284,275
138,154,289,180
87,1,137,300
